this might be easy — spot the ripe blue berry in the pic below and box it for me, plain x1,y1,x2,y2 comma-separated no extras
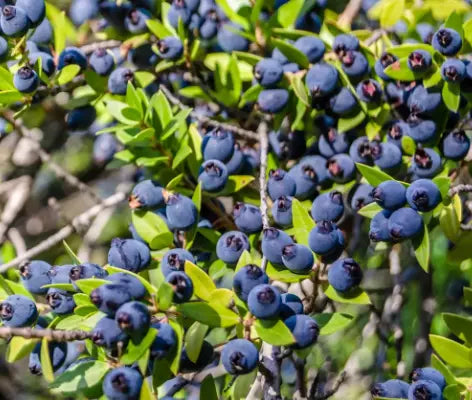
440,130,470,160
221,339,259,375
168,0,191,28
233,264,269,302
165,193,198,231
90,284,132,317
93,133,118,165
225,144,244,174
268,169,297,201
282,244,314,274
216,231,250,264
272,196,293,227
58,47,87,71
311,191,344,222
19,260,51,294
107,272,146,299
432,28,462,56
29,18,53,44
412,147,442,179
333,34,359,56
108,68,134,95
161,248,195,277
66,106,97,131
198,159,229,192
103,367,143,400
341,50,369,79
328,258,363,292
410,367,446,390
258,89,289,113
217,22,249,52
318,128,350,158
115,301,150,343
329,87,358,115
406,179,441,212
166,271,194,303
408,380,442,400
408,85,441,117
124,8,149,33
408,118,438,144
202,128,235,162
294,36,325,63
29,51,56,77
129,180,164,210
1,6,30,37
284,315,319,349
14,67,39,93
388,207,424,241
279,293,303,319
254,58,284,88
308,221,344,262
70,0,99,26
261,227,294,265
371,142,403,174
327,154,356,183
92,316,129,350
306,63,339,98
46,289,76,315
150,321,176,359
157,37,184,60
69,263,107,284
0,295,38,327
89,48,115,76
372,180,407,210
288,163,318,200
387,121,410,148
417,23,434,43
247,284,281,319
350,183,374,211
441,58,466,82
233,202,263,234
371,380,410,398
374,52,398,81
48,265,75,284
356,79,382,103
108,238,151,272
369,209,392,242
407,50,432,72
16,0,45,27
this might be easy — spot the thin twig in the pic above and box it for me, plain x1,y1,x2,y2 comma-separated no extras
364,29,388,46
0,326,92,341
449,184,472,196
313,371,347,400
258,121,269,271
338,0,363,27
79,39,122,55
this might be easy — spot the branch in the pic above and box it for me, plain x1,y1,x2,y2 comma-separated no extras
313,371,347,400
0,190,127,272
0,326,92,341
338,0,363,28
0,176,31,242
258,121,270,272
449,184,472,196
79,40,122,55
159,84,259,141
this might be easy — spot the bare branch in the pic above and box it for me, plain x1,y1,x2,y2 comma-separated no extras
338,0,362,28
449,184,472,196
258,121,269,230
313,371,347,400
79,39,122,55
0,326,92,341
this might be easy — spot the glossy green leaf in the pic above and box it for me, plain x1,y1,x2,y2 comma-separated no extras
357,202,383,218
132,210,173,250
429,334,472,368
106,265,157,295
380,0,404,27
7,336,38,362
291,198,315,246
168,319,184,374
254,319,295,346
323,284,371,305
57,64,81,86
184,322,209,363
40,338,54,382
442,81,461,112
443,313,472,344
315,313,355,335
63,240,81,265
177,302,240,327
184,260,216,301
74,278,109,295
200,375,218,400
266,262,309,283
272,38,309,68
413,223,430,272
356,163,398,186
121,328,157,364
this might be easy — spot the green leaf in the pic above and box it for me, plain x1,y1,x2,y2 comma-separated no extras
429,334,472,368
355,163,399,186
205,175,255,197
233,51,263,66
168,319,184,374
384,58,427,81
380,0,404,27
7,336,38,362
208,288,234,307
41,283,76,292
440,201,461,243
140,379,154,400
433,176,451,201
266,262,309,283
157,282,173,311
338,112,366,132
74,278,109,295
276,0,304,28
40,338,54,382
413,223,430,272
445,11,463,36
401,135,416,155
272,38,309,68
132,210,173,250
63,240,81,265
464,18,472,46
53,11,66,55
5,279,34,299
235,250,253,271
431,354,458,386
291,198,315,246
106,265,157,295
0,90,23,105
464,287,472,307
0,67,15,90
357,202,383,218
200,375,218,400
184,260,216,301
177,302,240,327
254,319,295,346
106,100,139,125
152,358,173,389
146,19,173,38
442,81,461,112
315,313,355,335
443,313,472,344
214,0,249,30
166,173,184,190
121,328,157,364
192,182,202,213
290,74,310,107
323,284,371,305
57,64,81,86
184,322,209,363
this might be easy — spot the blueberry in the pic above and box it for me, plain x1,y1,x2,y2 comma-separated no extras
216,231,250,264
369,209,392,242
108,68,134,95
329,87,358,115
221,339,259,375
356,79,382,103
129,180,164,210
66,106,97,131
406,179,441,212
46,289,76,314
0,295,38,327
326,154,356,183
180,340,214,372
69,263,108,285
328,258,363,292
283,62,300,73
1,6,30,37
318,128,350,158
306,63,339,98
408,118,438,144
0,36,8,61
19,260,51,294
89,48,115,76
408,380,443,400
372,180,407,210
13,67,39,93
157,37,184,60
254,58,284,88
99,1,131,31
261,227,294,265
284,315,319,349
333,34,359,57
408,85,441,116
58,47,87,71
295,10,321,33
441,58,466,82
165,193,198,231
103,367,143,400
107,272,146,299
247,284,281,319
349,136,373,164
279,293,303,319
412,147,442,178
388,207,424,241
225,144,244,174
341,50,369,79
115,301,150,343
217,22,249,52
108,238,151,272
272,46,289,65
202,128,235,162
387,121,410,148
432,28,462,56
93,133,119,165
233,264,269,302
166,271,193,303
29,341,67,375
268,169,297,201
296,155,331,188
311,191,344,222
90,284,132,317
70,0,99,25
374,52,398,81
150,321,176,359
287,163,318,200
294,36,325,63
258,89,289,113
350,183,374,211
161,248,195,277
440,130,470,160
198,160,229,192
410,367,446,390
272,196,293,227
184,0,200,13
29,18,53,44
92,316,128,350
16,0,45,27
124,8,149,33
199,15,218,39
417,23,434,43
281,244,314,274
371,142,403,174
407,50,432,72
308,221,344,262
29,51,56,76
232,202,263,234
168,0,191,28
371,380,410,398
49,265,75,284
